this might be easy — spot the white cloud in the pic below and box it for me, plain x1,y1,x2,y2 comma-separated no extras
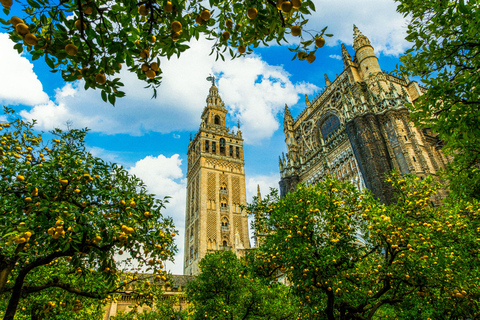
245,173,280,204
0,33,49,106
128,154,186,275
19,36,317,144
329,54,342,60
310,0,409,56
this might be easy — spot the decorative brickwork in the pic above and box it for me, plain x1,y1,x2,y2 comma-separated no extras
184,84,250,276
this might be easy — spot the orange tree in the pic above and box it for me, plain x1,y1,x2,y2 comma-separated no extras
0,108,177,320
186,250,302,320
246,174,480,319
0,0,329,104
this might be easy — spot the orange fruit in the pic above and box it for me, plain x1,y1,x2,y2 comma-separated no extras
281,1,292,12
84,6,93,14
292,0,301,9
75,20,86,31
238,45,246,54
291,26,301,37
16,23,29,36
138,5,148,16
164,1,173,13
171,20,182,32
65,44,78,56
10,16,23,27
95,73,106,84
146,70,156,79
247,7,258,19
150,62,159,71
225,19,233,29
298,51,306,60
222,30,230,40
1,0,12,8
140,49,149,59
141,64,149,72
201,10,210,21
24,33,38,46
195,15,203,25
315,37,325,48
171,32,181,41
306,52,316,63
276,0,284,10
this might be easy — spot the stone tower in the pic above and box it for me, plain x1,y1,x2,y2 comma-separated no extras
279,26,449,203
184,81,250,276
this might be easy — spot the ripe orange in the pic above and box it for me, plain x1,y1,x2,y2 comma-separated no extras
222,30,230,40
291,26,301,37
138,4,148,16
281,1,293,12
171,20,182,32
225,19,233,29
292,0,301,9
65,44,78,56
315,37,325,48
95,73,106,84
200,10,211,21
140,49,149,59
238,45,246,54
171,32,181,41
10,16,23,27
247,7,258,19
276,0,284,10
298,51,306,60
75,20,86,31
0,0,12,8
141,64,149,72
15,23,29,36
164,1,173,13
84,6,93,14
195,15,203,25
306,52,316,63
150,62,159,71
24,33,38,46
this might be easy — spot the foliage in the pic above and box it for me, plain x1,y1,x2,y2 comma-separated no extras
186,250,302,320
396,0,480,199
0,108,177,320
0,0,330,104
247,174,480,320
110,294,188,320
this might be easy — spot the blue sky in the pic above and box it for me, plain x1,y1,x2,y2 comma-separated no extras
0,0,411,274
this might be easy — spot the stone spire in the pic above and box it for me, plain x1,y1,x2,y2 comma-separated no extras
257,185,262,203
305,94,311,107
284,104,293,123
341,43,354,68
324,73,331,86
206,84,224,108
353,25,371,52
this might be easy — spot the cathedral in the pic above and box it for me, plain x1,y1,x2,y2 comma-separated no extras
183,80,250,276
279,26,449,203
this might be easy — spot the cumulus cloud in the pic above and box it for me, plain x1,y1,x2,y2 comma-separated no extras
128,154,186,275
329,54,342,60
309,0,410,56
0,33,49,106
19,36,317,144
245,173,281,203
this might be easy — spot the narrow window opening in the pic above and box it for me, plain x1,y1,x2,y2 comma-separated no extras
404,136,408,141
413,156,417,162
214,115,220,125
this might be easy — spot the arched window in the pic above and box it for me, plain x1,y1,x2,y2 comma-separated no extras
229,145,233,157
223,240,227,247
214,115,220,125
220,138,226,155
205,140,209,152
212,141,216,153
221,217,229,227
321,115,340,140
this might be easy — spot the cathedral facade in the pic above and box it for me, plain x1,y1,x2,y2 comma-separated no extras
280,26,449,203
183,83,250,276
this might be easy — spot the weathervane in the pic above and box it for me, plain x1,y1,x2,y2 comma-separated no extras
206,74,216,86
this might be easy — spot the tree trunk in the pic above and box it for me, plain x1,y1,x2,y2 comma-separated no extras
3,270,27,320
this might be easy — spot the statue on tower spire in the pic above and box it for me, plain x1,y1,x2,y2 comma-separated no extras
206,74,216,86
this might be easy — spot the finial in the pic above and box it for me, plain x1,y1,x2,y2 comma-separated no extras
305,94,311,107
237,119,241,129
257,185,261,202
206,74,216,86
324,73,331,86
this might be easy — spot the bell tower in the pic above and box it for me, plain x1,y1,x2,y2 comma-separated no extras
184,79,250,276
